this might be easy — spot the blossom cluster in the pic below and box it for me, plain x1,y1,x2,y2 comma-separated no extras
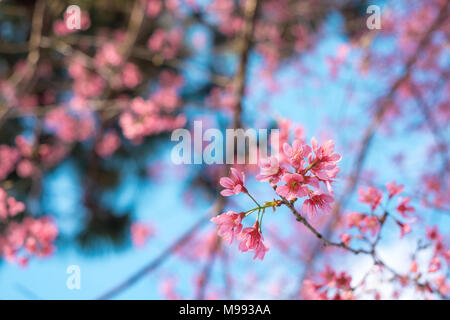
0,188,25,220
131,222,155,248
341,181,417,246
119,72,186,142
0,188,58,266
302,266,354,300
211,137,341,260
0,136,69,181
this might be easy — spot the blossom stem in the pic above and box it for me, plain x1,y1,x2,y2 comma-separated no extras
244,201,278,217
302,160,318,174
258,208,266,233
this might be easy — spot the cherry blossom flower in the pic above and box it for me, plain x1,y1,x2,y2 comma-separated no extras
219,168,247,196
347,212,366,228
386,181,404,199
426,226,442,242
335,272,352,290
396,221,412,238
96,131,121,158
319,265,337,287
340,233,352,246
0,216,58,264
147,28,183,60
120,62,142,89
358,187,383,211
302,191,334,218
131,222,154,247
119,97,186,142
146,0,162,18
96,43,123,67
361,216,380,237
410,261,418,273
45,107,95,143
0,145,20,180
210,211,244,244
396,197,415,218
283,139,311,169
0,188,25,219
238,222,269,260
256,156,284,185
308,138,341,181
16,159,36,178
435,277,449,295
159,276,182,300
428,257,441,273
276,173,308,201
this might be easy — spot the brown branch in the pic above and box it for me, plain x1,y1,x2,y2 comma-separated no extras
280,197,371,255
282,197,448,299
0,0,46,128
232,0,261,129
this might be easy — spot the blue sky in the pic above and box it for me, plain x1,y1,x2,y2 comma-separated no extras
1,0,448,299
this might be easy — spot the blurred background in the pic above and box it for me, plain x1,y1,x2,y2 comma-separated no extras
0,0,448,299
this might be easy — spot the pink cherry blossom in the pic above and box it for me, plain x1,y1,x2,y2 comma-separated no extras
45,107,95,143
96,43,123,67
283,139,311,169
358,187,383,211
256,156,284,185
131,222,154,247
435,277,449,295
276,173,308,201
426,226,442,242
309,137,342,181
347,212,366,228
0,216,58,264
335,272,352,290
386,181,404,199
0,145,20,180
119,97,186,142
146,0,162,18
147,28,183,60
210,211,244,244
319,265,337,287
219,168,247,196
302,191,334,218
340,233,352,246
396,197,415,218
96,131,121,158
17,159,36,178
410,261,418,273
238,222,269,260
361,216,380,237
120,63,142,89
0,188,25,219
396,221,412,238
428,257,441,273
